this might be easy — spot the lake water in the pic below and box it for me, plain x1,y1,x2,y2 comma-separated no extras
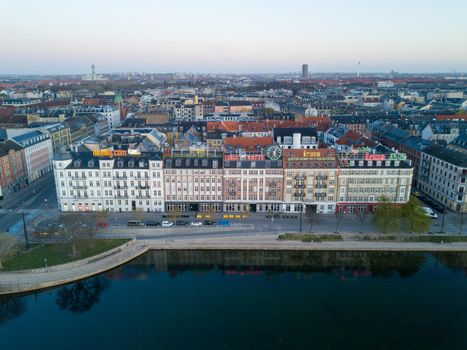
2,250,467,350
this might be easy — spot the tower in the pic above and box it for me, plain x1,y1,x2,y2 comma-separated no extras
302,64,309,79
91,64,96,81
357,61,361,78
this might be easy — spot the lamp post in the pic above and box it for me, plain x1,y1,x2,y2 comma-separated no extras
299,202,303,233
22,212,29,249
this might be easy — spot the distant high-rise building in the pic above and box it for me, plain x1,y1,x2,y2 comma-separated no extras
301,64,309,79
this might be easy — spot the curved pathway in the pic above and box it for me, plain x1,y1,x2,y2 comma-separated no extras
0,240,149,295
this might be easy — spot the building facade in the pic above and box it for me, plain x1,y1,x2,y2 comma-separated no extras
163,151,223,212
336,152,413,213
282,149,338,214
223,149,283,213
0,140,28,195
12,130,53,183
419,144,467,212
40,123,72,153
53,151,164,212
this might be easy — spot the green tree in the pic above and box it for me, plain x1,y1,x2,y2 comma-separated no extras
373,196,401,233
400,197,431,233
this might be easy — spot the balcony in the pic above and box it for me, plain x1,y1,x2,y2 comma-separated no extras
73,195,88,199
315,184,328,189
113,175,128,180
114,185,129,190
294,184,306,189
72,184,87,189
294,175,306,181
136,185,150,190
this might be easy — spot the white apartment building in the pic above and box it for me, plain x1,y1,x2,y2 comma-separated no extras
419,144,467,212
173,103,203,121
74,105,121,129
12,130,53,183
53,151,164,212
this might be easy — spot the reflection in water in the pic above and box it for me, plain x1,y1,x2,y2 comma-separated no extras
56,277,109,313
0,297,26,325
125,250,430,279
4,250,467,350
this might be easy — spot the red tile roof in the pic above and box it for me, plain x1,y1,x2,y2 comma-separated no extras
436,114,467,121
224,136,273,150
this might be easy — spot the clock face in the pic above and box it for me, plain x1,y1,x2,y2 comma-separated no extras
267,145,282,160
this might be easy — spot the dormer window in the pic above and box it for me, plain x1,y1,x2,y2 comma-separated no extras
128,161,135,168
118,161,124,168
385,161,390,167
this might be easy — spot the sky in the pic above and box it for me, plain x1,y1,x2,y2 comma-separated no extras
1,0,467,75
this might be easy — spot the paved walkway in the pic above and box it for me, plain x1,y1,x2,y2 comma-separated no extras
3,234,467,295
0,239,149,295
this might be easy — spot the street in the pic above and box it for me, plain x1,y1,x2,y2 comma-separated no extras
1,173,466,241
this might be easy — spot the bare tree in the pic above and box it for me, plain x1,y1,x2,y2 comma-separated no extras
334,210,344,234
457,211,467,234
132,208,147,223
306,206,319,233
355,207,369,234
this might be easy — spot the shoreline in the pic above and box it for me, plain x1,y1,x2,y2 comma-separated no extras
4,235,467,295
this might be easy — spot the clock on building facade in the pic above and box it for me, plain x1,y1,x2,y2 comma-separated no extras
266,145,282,160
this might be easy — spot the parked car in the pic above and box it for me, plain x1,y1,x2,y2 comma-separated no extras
176,221,189,226
204,220,217,226
422,207,438,219
162,221,173,227
96,222,109,228
127,220,143,227
145,221,160,227
191,221,203,227
219,219,231,226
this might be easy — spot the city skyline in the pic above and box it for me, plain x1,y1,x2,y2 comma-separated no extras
1,0,467,75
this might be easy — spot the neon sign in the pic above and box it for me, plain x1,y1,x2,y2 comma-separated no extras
92,149,127,157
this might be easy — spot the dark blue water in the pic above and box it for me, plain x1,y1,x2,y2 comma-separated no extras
1,250,467,350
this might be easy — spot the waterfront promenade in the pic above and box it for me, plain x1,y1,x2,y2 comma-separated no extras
3,233,467,295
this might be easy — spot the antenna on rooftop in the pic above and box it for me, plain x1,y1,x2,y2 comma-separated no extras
91,64,96,81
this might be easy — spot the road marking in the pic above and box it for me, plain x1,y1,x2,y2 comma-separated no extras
16,209,41,215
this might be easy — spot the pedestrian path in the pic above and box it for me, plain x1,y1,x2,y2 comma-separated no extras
0,239,147,295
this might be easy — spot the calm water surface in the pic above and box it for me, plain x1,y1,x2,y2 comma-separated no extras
2,250,467,350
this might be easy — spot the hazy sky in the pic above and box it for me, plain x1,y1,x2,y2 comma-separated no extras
1,0,466,74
